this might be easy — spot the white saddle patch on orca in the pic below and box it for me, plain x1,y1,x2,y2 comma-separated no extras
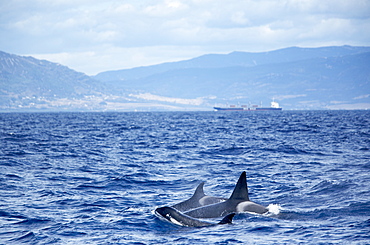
236,201,268,214
199,195,226,206
171,182,226,212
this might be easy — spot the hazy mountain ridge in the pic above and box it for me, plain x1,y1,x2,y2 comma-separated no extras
1,46,370,111
94,46,370,81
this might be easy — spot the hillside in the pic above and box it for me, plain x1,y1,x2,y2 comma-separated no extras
0,51,107,110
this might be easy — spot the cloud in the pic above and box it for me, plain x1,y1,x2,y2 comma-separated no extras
326,103,370,110
1,0,370,74
129,93,204,105
143,0,189,17
274,94,307,100
330,101,349,104
353,94,370,100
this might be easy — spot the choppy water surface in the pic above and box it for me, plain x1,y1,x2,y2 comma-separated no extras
0,111,369,244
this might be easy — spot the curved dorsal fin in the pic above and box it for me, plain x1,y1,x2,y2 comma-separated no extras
171,182,207,212
229,171,249,201
218,213,235,225
192,182,206,198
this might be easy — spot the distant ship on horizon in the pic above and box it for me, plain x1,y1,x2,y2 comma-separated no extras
214,101,282,111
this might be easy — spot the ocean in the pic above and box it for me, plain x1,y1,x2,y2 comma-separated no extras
0,111,369,244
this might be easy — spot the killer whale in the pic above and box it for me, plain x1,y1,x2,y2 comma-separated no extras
171,182,227,212
184,171,268,218
155,206,235,227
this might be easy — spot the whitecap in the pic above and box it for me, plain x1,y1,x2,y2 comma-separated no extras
266,204,282,215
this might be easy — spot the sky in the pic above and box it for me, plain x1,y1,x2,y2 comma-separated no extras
1,0,370,75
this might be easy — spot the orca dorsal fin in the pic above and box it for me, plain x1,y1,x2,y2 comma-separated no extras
192,182,206,199
229,171,250,201
218,213,235,224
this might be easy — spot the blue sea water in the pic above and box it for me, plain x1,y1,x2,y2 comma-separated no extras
0,111,369,244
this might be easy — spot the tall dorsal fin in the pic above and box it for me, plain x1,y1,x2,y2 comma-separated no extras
192,182,206,199
229,171,249,201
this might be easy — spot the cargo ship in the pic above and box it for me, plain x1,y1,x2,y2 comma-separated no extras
214,101,282,111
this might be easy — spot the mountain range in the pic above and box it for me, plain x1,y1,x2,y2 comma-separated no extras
1,46,370,111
